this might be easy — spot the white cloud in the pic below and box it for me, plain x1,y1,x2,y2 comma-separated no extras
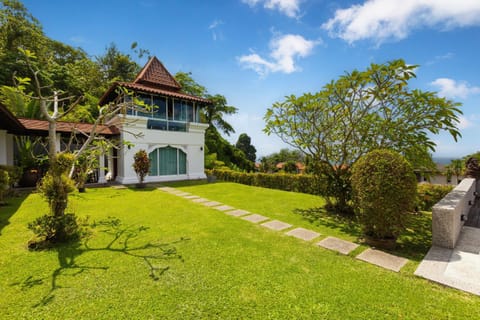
426,52,454,66
208,19,224,41
242,0,302,18
322,0,480,44
431,78,480,99
238,34,318,76
457,115,473,130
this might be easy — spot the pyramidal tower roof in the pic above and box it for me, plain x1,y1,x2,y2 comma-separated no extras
133,56,181,91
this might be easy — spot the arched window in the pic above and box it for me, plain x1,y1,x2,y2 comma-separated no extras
149,146,186,176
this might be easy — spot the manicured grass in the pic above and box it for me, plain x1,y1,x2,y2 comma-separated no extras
166,181,432,262
0,186,479,319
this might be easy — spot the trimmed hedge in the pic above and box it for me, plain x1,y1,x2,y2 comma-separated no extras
205,169,327,196
416,183,454,212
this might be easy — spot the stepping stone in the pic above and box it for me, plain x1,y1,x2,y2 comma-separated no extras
213,205,235,211
184,195,200,199
356,249,408,272
241,214,269,223
172,191,190,196
261,220,292,231
286,228,320,241
202,201,222,207
317,236,359,255
112,185,127,189
225,209,250,217
191,198,210,203
157,187,175,192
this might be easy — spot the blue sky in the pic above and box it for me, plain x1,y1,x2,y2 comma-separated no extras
22,0,480,159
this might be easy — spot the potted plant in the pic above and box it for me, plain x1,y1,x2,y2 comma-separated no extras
133,149,150,188
15,136,42,187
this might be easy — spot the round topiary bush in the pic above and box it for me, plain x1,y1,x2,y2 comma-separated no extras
351,149,417,245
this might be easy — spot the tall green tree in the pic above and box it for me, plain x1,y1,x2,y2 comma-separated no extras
235,133,257,162
96,43,140,84
264,59,462,213
174,72,252,170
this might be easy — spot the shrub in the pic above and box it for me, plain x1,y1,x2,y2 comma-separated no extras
28,213,88,248
205,169,327,196
133,149,150,184
351,149,417,241
0,169,9,205
416,183,453,211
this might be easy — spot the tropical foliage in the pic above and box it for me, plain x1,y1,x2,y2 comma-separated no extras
265,59,462,213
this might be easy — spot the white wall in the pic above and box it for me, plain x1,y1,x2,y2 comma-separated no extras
0,130,7,165
112,116,208,184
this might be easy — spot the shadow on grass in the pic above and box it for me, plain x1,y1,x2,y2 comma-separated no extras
11,217,189,307
0,191,30,236
294,206,432,261
293,207,362,238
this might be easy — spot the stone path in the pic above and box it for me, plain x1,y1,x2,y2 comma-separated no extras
317,236,359,255
157,186,410,274
356,249,408,272
242,214,269,223
261,220,292,231
286,228,320,241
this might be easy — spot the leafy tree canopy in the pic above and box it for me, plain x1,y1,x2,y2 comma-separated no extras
264,59,462,212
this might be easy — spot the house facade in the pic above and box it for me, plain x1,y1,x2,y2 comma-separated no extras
1,56,210,185
99,56,210,184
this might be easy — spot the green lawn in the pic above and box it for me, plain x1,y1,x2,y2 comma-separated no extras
0,184,479,319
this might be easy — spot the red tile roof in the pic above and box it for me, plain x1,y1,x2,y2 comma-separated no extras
134,56,181,91
18,118,119,136
98,56,211,106
118,82,211,104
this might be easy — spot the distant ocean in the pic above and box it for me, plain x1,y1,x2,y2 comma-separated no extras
433,157,455,165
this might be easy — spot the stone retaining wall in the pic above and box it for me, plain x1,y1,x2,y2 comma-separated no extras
432,178,476,248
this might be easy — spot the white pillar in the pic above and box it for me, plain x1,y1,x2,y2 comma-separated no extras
0,130,7,165
98,153,106,183
107,148,114,181
6,134,14,165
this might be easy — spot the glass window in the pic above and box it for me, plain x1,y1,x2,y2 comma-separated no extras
174,99,184,121
147,119,168,130
186,101,194,122
167,98,174,120
196,103,202,123
149,150,158,176
152,96,166,119
124,95,134,115
136,94,152,117
149,147,187,176
178,150,186,174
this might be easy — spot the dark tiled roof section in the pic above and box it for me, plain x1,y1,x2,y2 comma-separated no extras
134,56,181,90
118,82,211,104
0,103,26,134
18,118,119,136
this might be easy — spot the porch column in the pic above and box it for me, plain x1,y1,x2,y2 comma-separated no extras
0,130,7,165
107,149,114,181
6,133,14,165
97,153,106,183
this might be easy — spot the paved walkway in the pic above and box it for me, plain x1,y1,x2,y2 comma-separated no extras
157,186,411,275
415,226,480,296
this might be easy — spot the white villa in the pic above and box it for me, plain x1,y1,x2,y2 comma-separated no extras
0,56,211,185
99,56,210,183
